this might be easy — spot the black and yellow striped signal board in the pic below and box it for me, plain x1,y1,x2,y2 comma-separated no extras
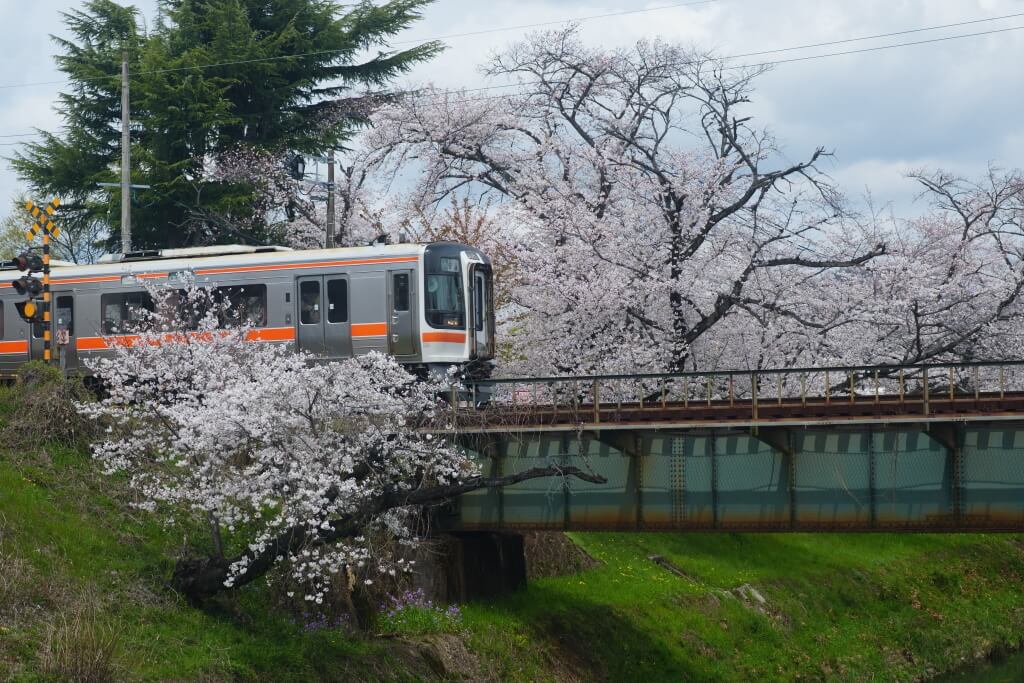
25,197,61,241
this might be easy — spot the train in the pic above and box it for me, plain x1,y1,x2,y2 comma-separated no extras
0,241,496,382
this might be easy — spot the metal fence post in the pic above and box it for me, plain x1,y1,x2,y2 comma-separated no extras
751,372,758,423
923,367,930,417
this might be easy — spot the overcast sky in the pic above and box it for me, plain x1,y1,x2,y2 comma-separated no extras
1,0,1022,222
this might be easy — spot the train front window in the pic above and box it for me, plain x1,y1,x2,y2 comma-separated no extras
425,272,464,329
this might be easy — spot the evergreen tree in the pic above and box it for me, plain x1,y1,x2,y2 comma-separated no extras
11,0,440,251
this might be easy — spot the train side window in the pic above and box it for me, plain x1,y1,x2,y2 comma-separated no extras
56,296,73,336
300,281,320,324
473,272,485,332
327,279,348,323
393,273,409,312
101,292,154,334
214,285,267,328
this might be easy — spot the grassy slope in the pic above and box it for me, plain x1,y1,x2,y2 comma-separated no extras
464,533,1024,681
3,436,1024,680
0,448,406,682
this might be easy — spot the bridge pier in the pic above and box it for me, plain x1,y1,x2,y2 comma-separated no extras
441,531,527,602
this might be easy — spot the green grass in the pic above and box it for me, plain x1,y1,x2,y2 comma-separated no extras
459,532,1024,681
0,451,404,682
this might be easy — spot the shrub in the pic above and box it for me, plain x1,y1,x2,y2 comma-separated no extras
39,604,121,683
378,588,462,636
0,363,95,451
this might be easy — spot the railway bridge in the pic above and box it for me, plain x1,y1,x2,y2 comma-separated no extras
439,361,1024,534
426,361,1024,598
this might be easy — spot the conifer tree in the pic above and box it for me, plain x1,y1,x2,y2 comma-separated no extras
11,0,440,251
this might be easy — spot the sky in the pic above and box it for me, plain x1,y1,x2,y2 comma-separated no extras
0,0,1023,223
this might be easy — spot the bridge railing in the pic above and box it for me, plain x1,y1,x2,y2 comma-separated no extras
452,360,1024,427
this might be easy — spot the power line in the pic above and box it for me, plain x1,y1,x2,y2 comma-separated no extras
396,20,1024,103
740,23,1024,69
728,11,1024,59
101,13,1024,109
388,0,717,45
0,132,38,139
95,0,718,80
409,23,1024,107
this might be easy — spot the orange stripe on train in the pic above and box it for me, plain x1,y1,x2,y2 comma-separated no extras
51,275,121,285
351,322,387,337
247,327,296,342
0,340,29,354
76,327,296,351
422,332,466,343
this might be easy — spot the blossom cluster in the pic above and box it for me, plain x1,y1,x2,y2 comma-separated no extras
80,287,475,602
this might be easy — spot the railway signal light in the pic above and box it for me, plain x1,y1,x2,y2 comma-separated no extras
12,275,42,297
15,300,44,324
13,251,44,272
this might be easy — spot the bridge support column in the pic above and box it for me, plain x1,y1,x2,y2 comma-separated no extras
443,531,527,602
596,431,645,529
710,434,719,529
927,424,965,527
868,430,877,529
750,427,796,529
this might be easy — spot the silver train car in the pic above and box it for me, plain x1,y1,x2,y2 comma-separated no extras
0,242,496,381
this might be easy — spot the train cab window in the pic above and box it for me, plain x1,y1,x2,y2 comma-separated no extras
327,279,348,323
393,273,409,312
56,296,74,336
101,292,154,334
214,285,266,328
300,280,320,325
425,272,464,329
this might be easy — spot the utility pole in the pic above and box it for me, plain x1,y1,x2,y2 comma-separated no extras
120,52,132,254
326,149,336,248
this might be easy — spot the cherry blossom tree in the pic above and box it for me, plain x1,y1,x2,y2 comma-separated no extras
364,27,885,376
208,146,393,249
835,167,1024,367
79,288,602,605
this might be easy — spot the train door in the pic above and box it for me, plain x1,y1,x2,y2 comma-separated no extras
296,275,353,359
469,265,494,359
28,309,45,361
55,294,76,369
387,269,417,358
296,276,326,355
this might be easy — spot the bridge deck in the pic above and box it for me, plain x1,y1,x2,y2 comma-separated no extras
452,392,1024,432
